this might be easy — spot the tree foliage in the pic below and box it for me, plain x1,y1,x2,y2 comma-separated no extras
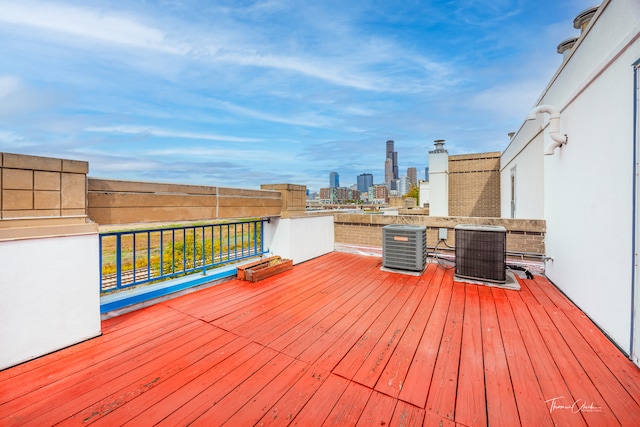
404,184,420,200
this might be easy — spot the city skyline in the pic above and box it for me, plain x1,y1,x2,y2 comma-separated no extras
0,0,596,192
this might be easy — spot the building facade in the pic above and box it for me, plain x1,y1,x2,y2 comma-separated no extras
329,171,339,188
357,173,373,193
407,167,417,186
499,0,640,363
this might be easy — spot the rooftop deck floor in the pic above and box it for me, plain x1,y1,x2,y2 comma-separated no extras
2,252,640,426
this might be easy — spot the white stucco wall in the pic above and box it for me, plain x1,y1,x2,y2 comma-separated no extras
428,151,449,216
500,121,545,219
533,0,640,353
265,215,334,264
0,234,101,370
419,181,430,208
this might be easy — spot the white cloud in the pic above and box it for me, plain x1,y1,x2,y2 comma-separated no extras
208,99,337,128
85,125,262,143
0,0,186,54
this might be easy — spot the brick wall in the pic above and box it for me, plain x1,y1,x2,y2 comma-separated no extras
334,213,545,256
1,152,88,219
448,152,501,217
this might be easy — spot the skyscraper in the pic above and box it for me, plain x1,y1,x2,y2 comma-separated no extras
398,176,411,196
384,158,394,187
329,171,339,188
407,167,417,186
385,139,398,186
357,173,373,193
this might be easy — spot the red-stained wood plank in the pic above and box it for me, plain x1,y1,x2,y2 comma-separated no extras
190,351,296,426
562,305,640,407
266,267,378,353
355,390,397,427
544,304,640,425
477,285,522,427
0,303,183,386
255,365,331,426
3,254,640,427
351,285,427,388
79,331,245,426
321,381,372,426
312,281,405,372
492,287,556,427
531,274,579,311
289,373,350,426
333,283,416,381
375,265,444,398
275,263,394,357
505,288,587,427
251,256,379,343
296,277,402,366
158,346,279,426
237,260,373,345
423,279,466,421
390,400,426,427
454,284,487,426
206,267,332,327
524,300,619,426
3,321,217,426
120,340,262,426
173,257,328,323
220,358,311,426
0,316,205,420
398,268,453,408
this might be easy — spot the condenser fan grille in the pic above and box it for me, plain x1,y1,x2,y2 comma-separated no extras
455,225,506,283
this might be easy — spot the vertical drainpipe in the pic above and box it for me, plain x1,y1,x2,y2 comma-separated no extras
631,60,640,359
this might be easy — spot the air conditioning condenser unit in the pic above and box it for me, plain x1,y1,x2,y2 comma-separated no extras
382,225,427,272
455,224,506,283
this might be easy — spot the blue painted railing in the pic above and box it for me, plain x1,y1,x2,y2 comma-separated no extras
100,219,268,294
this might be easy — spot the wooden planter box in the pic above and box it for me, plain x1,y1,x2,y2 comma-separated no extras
236,256,293,282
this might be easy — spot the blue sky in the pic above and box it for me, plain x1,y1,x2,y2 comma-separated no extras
0,0,596,192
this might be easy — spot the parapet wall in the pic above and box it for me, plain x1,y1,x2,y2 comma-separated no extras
88,178,284,225
1,152,88,219
334,213,545,255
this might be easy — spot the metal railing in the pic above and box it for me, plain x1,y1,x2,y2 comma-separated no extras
99,219,268,294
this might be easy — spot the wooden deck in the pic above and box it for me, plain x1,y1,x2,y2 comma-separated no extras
2,251,640,426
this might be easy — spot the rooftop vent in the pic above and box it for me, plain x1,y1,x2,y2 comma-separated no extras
382,225,427,272
455,224,506,283
573,5,599,33
429,140,447,154
557,37,578,58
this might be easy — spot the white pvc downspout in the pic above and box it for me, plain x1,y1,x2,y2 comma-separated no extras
526,105,568,155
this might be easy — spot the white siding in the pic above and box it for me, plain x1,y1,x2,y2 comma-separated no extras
0,234,101,370
503,0,640,354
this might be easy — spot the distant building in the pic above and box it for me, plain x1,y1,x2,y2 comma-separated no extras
407,167,417,186
385,140,398,185
398,176,411,196
390,178,399,192
424,167,429,181
384,158,393,188
357,173,373,193
329,171,339,188
370,184,389,203
319,186,358,203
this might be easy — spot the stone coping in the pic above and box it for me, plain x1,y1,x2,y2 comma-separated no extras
0,216,98,241
333,212,545,233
